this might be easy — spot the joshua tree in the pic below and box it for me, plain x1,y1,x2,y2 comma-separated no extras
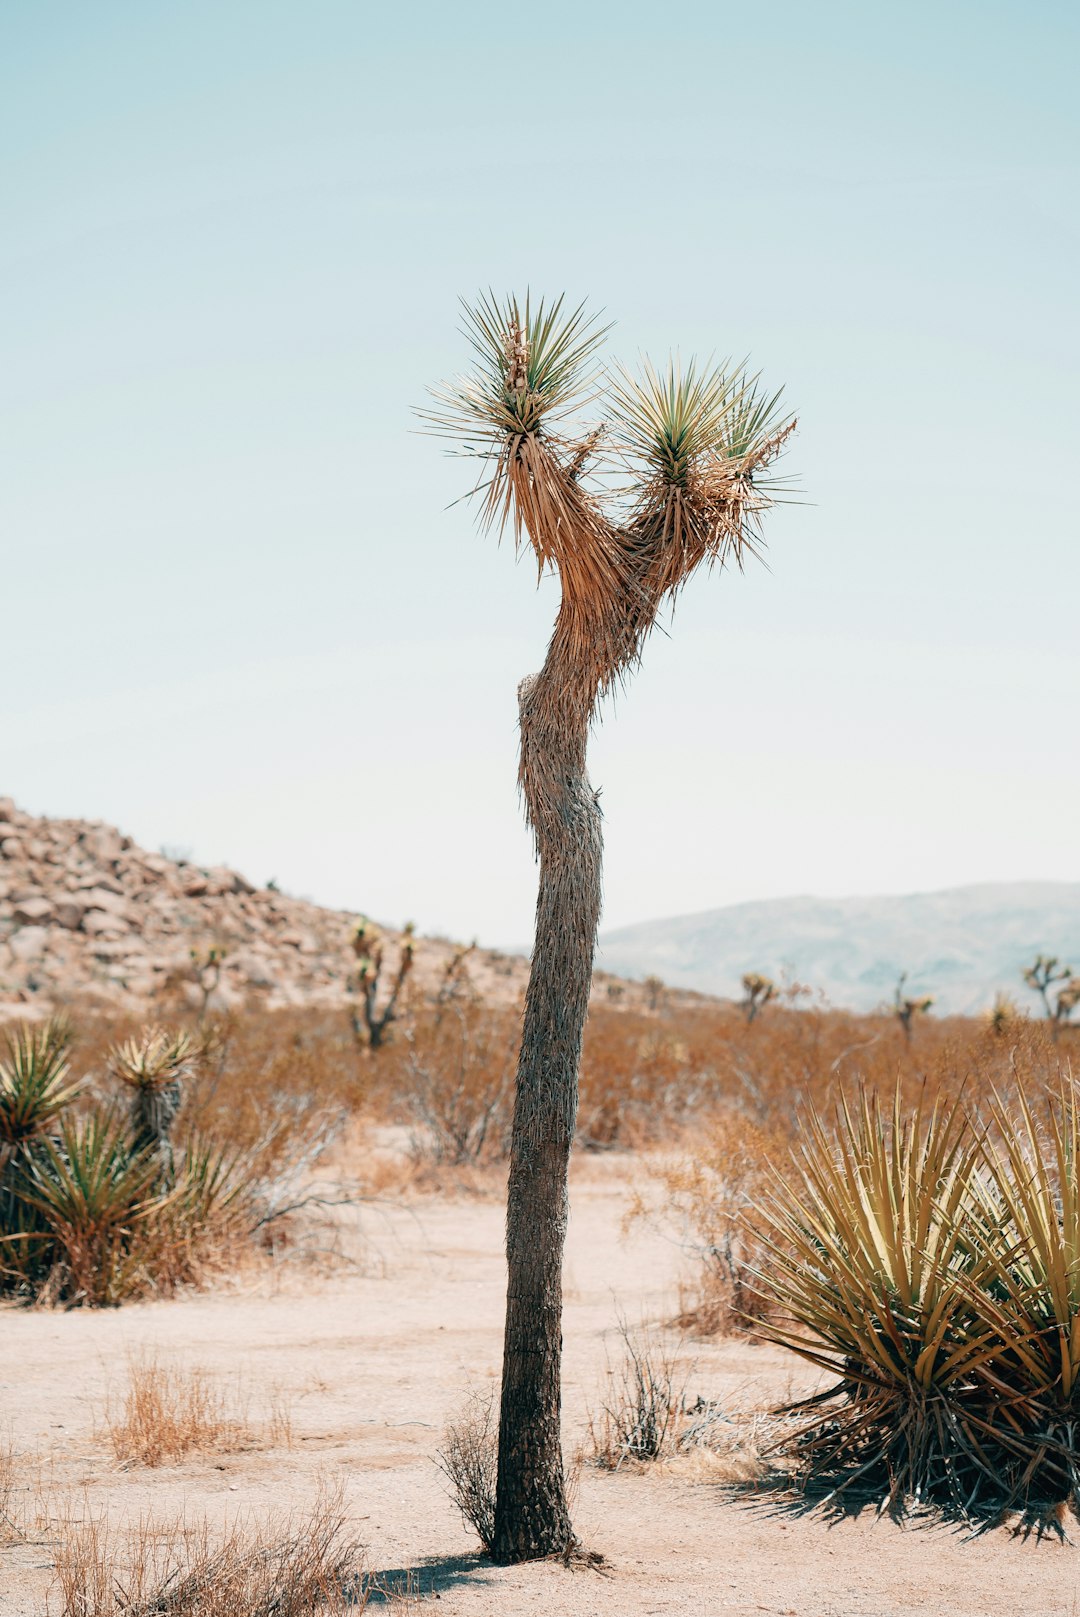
427,293,794,1562
189,943,226,1020
740,971,776,1023
893,973,934,1044
1023,954,1080,1038
350,917,415,1050
109,1027,194,1168
642,974,666,1013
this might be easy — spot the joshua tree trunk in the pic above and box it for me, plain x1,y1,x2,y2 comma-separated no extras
492,633,602,1564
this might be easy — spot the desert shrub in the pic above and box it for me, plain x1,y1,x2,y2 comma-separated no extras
398,1006,515,1166
755,1076,1080,1524
0,1016,84,1289
577,1011,707,1148
968,1081,1080,1509
641,1108,787,1334
437,1388,498,1552
52,1482,364,1617
587,1322,686,1469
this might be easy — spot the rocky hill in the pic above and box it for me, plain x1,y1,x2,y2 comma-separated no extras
0,798,667,1022
0,797,539,1019
597,882,1080,1016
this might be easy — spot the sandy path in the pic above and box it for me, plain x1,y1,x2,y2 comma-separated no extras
1,1155,1077,1616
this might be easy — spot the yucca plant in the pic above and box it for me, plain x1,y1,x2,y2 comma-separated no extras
16,1109,161,1305
109,1027,193,1165
0,1015,81,1148
966,1081,1080,1510
0,1016,83,1293
426,293,794,1561
753,1086,1005,1514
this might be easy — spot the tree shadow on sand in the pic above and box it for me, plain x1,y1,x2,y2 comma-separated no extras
358,1550,492,1603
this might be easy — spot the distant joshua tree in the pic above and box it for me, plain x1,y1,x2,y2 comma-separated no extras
1023,954,1080,1039
643,974,666,1013
893,973,934,1044
740,971,776,1023
350,917,415,1050
188,944,227,1020
435,939,477,1021
426,292,794,1563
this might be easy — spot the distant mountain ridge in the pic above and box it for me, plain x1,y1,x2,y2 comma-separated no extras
597,882,1080,1015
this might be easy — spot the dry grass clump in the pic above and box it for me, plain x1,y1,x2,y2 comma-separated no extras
584,1323,771,1483
103,1356,261,1468
587,1323,687,1470
51,1482,365,1617
437,1388,498,1553
0,1436,19,1545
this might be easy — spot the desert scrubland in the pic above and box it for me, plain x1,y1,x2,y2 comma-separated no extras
3,903,1080,1616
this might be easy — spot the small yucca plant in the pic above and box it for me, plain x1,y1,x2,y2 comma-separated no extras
0,1016,84,1292
109,1027,193,1163
0,1016,81,1147
17,1110,161,1306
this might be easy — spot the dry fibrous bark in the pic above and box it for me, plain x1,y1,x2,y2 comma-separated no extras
426,293,794,1562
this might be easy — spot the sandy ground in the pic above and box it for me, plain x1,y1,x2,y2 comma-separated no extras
2,1154,1079,1617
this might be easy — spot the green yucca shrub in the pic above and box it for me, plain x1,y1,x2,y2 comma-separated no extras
16,1109,162,1305
0,1016,84,1290
0,1017,281,1306
754,1078,1080,1524
966,1082,1080,1508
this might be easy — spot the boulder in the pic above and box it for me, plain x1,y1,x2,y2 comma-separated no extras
13,897,53,926
79,826,124,864
54,900,86,930
10,927,48,962
82,910,129,938
79,887,131,918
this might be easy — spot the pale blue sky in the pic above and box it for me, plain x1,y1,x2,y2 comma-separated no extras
2,2,1077,944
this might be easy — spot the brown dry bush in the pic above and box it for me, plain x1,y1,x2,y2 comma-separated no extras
103,1356,294,1467
642,1110,786,1335
395,1005,516,1168
437,1388,498,1553
51,1482,365,1617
